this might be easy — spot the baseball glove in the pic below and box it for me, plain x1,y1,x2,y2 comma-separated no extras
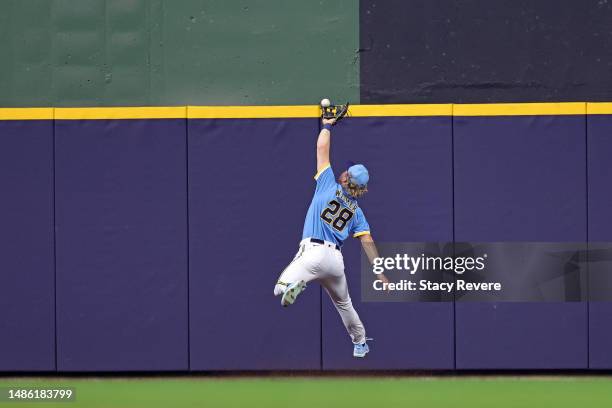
322,102,350,124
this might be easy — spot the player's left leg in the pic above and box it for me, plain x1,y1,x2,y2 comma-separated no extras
274,243,326,306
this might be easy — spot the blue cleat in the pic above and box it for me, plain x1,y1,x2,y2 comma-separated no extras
281,280,306,307
353,340,371,358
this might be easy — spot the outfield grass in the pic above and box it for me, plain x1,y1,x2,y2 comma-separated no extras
0,376,611,408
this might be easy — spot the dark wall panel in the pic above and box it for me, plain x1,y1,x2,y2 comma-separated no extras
55,119,188,371
360,0,612,103
454,115,587,369
322,117,454,369
0,120,55,371
189,118,322,370
587,114,612,369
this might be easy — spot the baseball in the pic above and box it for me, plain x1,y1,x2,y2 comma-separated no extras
320,98,331,108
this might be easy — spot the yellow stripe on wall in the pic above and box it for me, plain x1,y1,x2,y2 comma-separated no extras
350,104,452,117
0,108,54,120
55,107,187,120
189,104,452,118
586,103,612,115
188,105,319,119
1,103,611,120
454,102,586,116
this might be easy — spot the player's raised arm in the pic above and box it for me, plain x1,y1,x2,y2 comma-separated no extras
316,118,335,172
317,101,349,172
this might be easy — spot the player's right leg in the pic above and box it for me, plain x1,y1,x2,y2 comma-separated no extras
321,275,366,345
319,253,369,357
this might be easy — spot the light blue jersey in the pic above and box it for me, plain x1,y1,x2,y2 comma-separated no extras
302,164,370,246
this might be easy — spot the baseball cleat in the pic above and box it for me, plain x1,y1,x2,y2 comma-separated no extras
353,339,371,358
281,280,306,307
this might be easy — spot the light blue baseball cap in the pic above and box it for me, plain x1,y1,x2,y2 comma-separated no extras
348,163,369,187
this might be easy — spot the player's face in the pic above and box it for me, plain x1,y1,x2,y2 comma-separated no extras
338,170,349,187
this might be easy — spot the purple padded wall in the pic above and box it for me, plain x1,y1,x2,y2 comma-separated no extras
454,115,587,369
55,119,188,371
188,118,322,370
1,111,602,372
0,120,55,371
587,114,612,369
322,117,454,369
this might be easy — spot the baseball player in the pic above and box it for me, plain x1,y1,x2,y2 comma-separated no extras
274,103,389,358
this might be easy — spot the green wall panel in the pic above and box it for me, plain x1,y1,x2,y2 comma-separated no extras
0,0,359,107
0,1,54,106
